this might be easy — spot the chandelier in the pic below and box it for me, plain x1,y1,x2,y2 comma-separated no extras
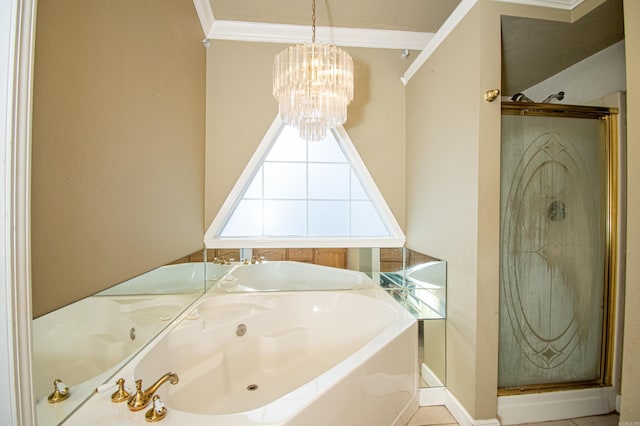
272,0,354,142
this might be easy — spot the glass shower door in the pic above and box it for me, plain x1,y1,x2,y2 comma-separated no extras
499,107,615,389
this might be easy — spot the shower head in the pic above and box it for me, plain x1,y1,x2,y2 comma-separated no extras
510,93,534,103
542,91,565,103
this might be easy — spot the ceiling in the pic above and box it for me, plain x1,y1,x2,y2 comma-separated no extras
202,0,625,94
501,0,624,94
209,0,462,33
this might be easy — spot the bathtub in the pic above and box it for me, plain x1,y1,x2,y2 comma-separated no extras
33,293,198,426
210,261,375,292
65,265,418,426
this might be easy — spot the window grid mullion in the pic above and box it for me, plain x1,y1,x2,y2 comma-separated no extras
217,124,397,241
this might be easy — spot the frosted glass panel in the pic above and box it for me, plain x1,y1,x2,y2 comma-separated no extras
499,113,607,388
308,132,347,162
351,201,387,236
264,200,306,235
350,170,367,200
265,126,306,161
309,201,349,236
263,163,306,199
244,167,263,199
215,124,399,240
221,200,263,236
309,164,350,199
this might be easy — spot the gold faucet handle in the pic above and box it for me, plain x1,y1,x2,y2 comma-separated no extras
127,379,147,411
144,395,167,422
111,378,130,403
47,379,70,403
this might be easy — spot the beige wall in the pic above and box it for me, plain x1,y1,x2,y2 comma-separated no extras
31,0,206,317
205,41,407,232
405,2,501,419
621,0,640,422
404,0,633,420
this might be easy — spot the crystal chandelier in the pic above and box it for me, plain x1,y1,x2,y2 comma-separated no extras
272,0,354,142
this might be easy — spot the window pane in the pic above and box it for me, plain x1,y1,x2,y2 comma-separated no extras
350,170,368,200
263,163,307,199
308,131,347,163
244,167,263,199
208,122,404,246
264,200,306,236
220,200,262,236
309,164,350,199
265,126,307,161
351,201,388,236
309,201,349,236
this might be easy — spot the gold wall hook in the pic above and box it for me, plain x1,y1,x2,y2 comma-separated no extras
47,379,70,403
484,89,500,102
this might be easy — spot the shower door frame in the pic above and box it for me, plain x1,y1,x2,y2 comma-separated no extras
499,102,619,394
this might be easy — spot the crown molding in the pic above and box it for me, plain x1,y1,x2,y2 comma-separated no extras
401,0,478,85
192,0,215,36
193,0,585,73
401,0,586,85
207,20,433,50
493,0,584,9
192,0,432,50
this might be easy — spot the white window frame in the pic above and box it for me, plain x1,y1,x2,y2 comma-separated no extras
204,116,405,248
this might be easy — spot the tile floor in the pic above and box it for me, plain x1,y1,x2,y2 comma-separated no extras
406,406,620,426
406,406,458,426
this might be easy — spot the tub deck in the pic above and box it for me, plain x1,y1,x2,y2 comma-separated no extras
63,262,418,426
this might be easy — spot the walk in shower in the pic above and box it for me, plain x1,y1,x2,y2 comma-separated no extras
499,102,618,391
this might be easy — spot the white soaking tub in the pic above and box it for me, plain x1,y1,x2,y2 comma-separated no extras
65,266,418,426
211,261,375,292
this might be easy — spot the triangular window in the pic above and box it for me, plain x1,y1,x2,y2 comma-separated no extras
204,117,405,248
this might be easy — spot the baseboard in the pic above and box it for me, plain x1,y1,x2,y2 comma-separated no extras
421,363,444,387
419,386,446,406
445,390,500,426
420,385,615,425
419,386,500,425
497,387,616,425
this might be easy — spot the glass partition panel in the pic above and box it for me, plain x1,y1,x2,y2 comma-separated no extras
33,249,212,426
368,248,447,387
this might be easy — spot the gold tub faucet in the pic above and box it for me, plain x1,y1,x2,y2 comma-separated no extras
127,372,179,411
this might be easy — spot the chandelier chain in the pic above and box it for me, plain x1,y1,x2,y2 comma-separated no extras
311,0,316,43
